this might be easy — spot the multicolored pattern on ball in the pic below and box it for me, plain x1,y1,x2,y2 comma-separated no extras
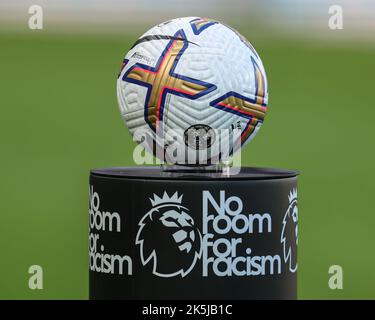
117,17,268,164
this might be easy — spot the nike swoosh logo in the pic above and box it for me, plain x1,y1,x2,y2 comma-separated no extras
130,35,198,49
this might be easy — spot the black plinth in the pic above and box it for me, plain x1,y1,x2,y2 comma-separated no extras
89,167,299,300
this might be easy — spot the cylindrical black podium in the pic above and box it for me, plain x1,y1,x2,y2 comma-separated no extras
89,167,298,300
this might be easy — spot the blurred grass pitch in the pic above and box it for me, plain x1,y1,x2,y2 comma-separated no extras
0,30,374,299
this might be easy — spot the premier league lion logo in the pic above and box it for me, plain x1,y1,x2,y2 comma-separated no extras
281,188,298,273
136,192,202,277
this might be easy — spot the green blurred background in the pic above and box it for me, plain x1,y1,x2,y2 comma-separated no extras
0,0,374,299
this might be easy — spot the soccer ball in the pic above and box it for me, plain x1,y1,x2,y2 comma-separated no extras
116,17,268,165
